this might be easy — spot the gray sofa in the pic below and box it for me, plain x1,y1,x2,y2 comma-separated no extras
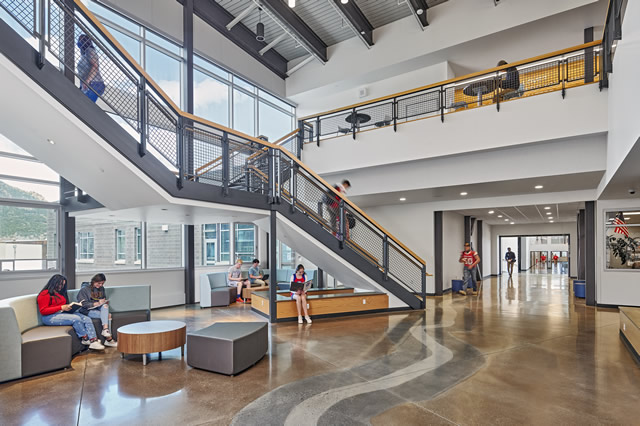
0,285,150,383
199,272,236,308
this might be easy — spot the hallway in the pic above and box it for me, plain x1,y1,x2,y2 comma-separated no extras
1,274,638,425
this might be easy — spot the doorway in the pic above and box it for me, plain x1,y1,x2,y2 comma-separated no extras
499,234,570,276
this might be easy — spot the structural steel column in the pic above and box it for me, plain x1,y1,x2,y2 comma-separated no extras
517,237,523,272
585,201,596,306
434,211,443,296
61,211,76,289
184,225,195,304
477,220,483,276
578,209,586,280
464,215,471,246
269,210,278,322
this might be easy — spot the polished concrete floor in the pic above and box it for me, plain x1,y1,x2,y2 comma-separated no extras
2,272,639,425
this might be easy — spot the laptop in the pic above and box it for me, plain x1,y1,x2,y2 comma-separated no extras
262,274,269,281
290,280,312,293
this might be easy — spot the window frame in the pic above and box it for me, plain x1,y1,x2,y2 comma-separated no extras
233,223,257,263
76,231,95,262
115,228,126,262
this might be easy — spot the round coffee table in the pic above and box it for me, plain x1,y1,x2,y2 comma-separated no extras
117,320,186,365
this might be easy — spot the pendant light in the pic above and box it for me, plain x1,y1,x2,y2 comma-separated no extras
288,0,295,7
256,8,265,42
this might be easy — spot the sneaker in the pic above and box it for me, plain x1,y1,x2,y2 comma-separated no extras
81,336,91,345
298,316,303,324
471,290,478,295
458,290,467,296
104,339,118,348
236,297,244,304
101,329,112,339
305,316,312,324
89,340,105,350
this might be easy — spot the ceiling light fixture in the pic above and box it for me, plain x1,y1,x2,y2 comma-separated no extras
460,192,468,196
510,222,515,225
488,210,495,214
535,185,544,189
549,221,554,223
548,217,554,220
288,0,295,7
256,9,265,42
497,215,503,218
546,212,552,215
544,206,551,210
416,8,424,15
504,219,509,222
341,0,349,4
399,197,406,201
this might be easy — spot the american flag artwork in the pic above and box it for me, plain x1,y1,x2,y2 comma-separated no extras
614,212,629,237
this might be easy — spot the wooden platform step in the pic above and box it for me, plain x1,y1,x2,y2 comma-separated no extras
620,307,640,364
251,288,388,320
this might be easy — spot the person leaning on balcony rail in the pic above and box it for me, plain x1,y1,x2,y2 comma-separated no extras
77,34,105,103
326,179,351,240
496,60,520,101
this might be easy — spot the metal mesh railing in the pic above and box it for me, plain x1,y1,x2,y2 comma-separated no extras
0,0,428,304
0,0,36,35
302,42,602,144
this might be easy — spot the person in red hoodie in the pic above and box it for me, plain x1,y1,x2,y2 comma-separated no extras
37,274,104,350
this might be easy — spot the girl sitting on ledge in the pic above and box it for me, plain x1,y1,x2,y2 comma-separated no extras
291,264,312,325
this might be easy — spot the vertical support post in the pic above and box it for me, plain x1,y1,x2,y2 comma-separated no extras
338,200,346,249
393,97,397,132
517,236,523,272
177,116,184,189
138,80,147,157
275,150,281,203
184,225,195,305
464,215,471,246
421,264,427,309
37,0,45,68
61,210,76,290
351,107,356,140
477,220,483,277
317,268,324,289
269,209,278,323
495,71,501,111
434,211,443,296
267,147,274,203
382,235,389,281
297,120,304,159
183,0,195,180
222,131,229,196
584,27,594,84
578,209,586,280
315,117,320,147
440,87,445,122
585,201,596,306
289,159,296,214
561,59,567,99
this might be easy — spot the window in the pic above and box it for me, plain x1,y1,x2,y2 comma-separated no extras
0,205,58,272
145,45,181,107
203,224,217,265
105,24,141,63
234,223,256,262
280,241,295,268
135,227,142,262
76,232,94,261
115,229,126,261
233,89,255,137
605,210,640,270
220,223,230,264
259,100,294,142
194,69,229,126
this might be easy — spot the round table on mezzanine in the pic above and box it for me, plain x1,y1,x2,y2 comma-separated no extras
462,78,498,106
344,112,371,130
117,320,186,366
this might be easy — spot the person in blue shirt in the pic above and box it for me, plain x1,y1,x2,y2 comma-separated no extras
505,247,516,276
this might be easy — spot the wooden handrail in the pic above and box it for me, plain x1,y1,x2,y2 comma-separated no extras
298,40,602,121
73,0,428,267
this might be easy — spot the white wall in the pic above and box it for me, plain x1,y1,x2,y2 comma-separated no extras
603,0,640,187
442,212,466,291
596,199,640,306
491,222,577,277
101,0,286,97
1,269,186,308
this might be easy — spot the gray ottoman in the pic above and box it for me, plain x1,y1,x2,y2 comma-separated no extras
187,322,267,375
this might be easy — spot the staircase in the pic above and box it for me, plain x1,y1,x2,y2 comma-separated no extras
0,0,427,311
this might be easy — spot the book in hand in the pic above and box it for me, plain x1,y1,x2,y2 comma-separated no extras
65,302,84,313
87,300,108,310
290,280,312,293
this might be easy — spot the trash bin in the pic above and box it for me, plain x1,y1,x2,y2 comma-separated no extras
573,280,585,298
452,279,463,292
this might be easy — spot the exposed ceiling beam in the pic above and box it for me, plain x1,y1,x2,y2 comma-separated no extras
256,0,328,63
287,55,315,76
329,0,374,48
259,33,287,56
177,0,288,79
407,0,429,30
225,3,258,31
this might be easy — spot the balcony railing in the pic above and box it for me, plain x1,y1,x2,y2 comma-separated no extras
0,0,428,304
299,41,602,145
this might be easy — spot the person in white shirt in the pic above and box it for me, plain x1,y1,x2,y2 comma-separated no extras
228,259,250,303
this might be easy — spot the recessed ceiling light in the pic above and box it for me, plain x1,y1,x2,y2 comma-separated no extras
504,219,509,221
488,210,495,214
47,139,55,145
288,0,295,7
341,0,349,3
625,217,631,220
535,185,544,189
549,220,554,223
399,197,406,201
544,206,551,210
416,8,424,14
460,192,468,196
510,222,515,225
548,217,554,219
546,212,552,215
497,215,503,218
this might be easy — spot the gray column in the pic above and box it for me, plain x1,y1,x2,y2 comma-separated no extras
578,209,586,280
61,211,76,289
584,27,594,83
477,220,483,276
269,210,278,322
517,236,523,272
184,225,195,304
585,201,596,306
464,215,471,246
434,211,443,296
